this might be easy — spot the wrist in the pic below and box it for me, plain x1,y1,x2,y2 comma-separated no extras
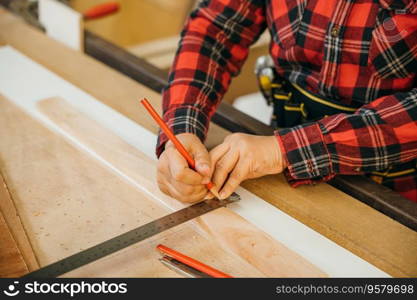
166,132,199,149
271,135,287,172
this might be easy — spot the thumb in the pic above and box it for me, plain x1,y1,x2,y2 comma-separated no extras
191,142,211,184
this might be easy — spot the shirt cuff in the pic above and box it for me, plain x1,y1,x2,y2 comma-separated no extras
156,105,209,157
275,122,336,187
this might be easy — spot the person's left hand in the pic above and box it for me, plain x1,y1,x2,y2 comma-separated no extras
209,133,286,199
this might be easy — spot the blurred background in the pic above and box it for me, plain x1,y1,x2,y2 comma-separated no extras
71,0,269,106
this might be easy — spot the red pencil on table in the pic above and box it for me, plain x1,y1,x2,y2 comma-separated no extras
140,98,220,198
84,2,119,20
157,244,233,278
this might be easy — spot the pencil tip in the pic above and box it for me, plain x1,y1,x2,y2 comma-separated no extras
210,188,221,199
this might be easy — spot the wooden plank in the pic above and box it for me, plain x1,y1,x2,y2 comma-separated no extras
329,175,417,231
36,97,326,277
0,170,39,271
0,209,28,277
0,9,415,277
0,94,325,277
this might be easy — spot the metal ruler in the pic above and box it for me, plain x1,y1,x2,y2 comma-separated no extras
23,194,240,278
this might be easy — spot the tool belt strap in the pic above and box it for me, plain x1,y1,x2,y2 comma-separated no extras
271,79,360,128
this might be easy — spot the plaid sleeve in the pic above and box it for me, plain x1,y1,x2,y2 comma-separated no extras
277,88,417,187
156,0,266,157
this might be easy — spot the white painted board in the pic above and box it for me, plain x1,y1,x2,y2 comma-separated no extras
233,92,273,125
38,0,83,51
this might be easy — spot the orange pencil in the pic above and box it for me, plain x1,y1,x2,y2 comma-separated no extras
84,2,119,20
157,244,233,278
140,98,220,198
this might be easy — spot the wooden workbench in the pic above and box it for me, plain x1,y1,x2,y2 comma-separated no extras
0,8,416,277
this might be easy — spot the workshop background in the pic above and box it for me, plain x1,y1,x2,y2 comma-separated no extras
73,0,269,106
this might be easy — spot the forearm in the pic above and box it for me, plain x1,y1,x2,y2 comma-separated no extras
157,0,266,156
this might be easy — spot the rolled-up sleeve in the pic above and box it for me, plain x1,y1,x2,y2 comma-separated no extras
156,0,267,157
276,88,417,187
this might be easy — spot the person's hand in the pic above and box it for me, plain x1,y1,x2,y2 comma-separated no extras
157,133,212,203
209,133,286,199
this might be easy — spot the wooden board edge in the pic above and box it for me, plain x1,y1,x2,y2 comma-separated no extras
0,166,40,271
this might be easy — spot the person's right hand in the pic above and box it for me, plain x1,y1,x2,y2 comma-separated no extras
157,133,212,203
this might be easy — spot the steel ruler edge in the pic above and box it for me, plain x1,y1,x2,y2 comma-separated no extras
22,195,240,278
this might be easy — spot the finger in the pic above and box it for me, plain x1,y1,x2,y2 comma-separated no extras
190,142,211,184
209,143,230,197
170,178,206,197
219,161,248,199
212,150,239,192
208,143,230,192
157,173,172,198
165,179,207,203
159,182,171,197
166,147,204,185
209,142,230,172
159,166,207,202
204,191,214,200
157,154,173,197
157,150,171,176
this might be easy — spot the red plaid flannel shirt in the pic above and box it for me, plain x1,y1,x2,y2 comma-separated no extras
157,0,417,202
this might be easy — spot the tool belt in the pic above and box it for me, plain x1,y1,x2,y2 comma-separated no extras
269,78,359,128
265,75,417,184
